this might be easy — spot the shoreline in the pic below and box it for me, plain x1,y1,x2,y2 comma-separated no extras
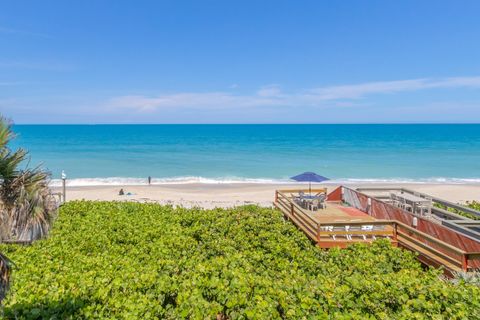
49,177,480,187
52,182,480,209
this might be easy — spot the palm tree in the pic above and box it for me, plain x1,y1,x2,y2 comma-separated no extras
0,116,58,301
0,253,12,302
0,117,57,241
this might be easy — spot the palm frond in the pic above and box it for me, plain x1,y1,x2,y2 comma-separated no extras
0,115,59,302
0,116,58,242
0,117,15,150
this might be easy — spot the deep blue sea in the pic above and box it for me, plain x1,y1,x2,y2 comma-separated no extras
10,124,480,186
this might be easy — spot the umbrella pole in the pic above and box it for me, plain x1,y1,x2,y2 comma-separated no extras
309,182,311,195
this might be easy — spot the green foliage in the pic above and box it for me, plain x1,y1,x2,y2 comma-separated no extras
1,201,479,319
0,116,57,303
434,202,480,220
467,200,480,212
0,116,57,242
451,269,480,287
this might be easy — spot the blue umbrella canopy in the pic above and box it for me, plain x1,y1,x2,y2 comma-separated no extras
290,172,329,183
290,172,329,194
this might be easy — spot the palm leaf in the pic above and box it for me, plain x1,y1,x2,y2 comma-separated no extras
0,115,59,302
0,117,15,150
0,116,58,241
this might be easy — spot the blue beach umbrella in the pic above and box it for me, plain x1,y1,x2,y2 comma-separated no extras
290,172,329,194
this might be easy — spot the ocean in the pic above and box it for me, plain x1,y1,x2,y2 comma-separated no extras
10,124,480,186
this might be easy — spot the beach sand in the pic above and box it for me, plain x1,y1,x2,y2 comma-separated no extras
53,183,480,209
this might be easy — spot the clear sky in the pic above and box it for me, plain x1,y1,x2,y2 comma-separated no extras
1,0,480,124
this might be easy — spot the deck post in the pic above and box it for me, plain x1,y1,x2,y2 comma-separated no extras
275,190,278,202
61,170,67,203
62,177,66,203
393,222,398,243
316,223,321,244
462,254,468,271
290,202,294,216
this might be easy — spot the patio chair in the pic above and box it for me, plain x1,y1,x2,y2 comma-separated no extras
321,225,336,240
291,193,303,206
415,205,427,216
349,225,362,240
416,198,432,216
306,193,326,211
360,225,374,240
309,198,320,211
400,199,412,212
344,225,353,240
390,194,402,208
314,194,326,209
291,192,297,200
296,191,308,208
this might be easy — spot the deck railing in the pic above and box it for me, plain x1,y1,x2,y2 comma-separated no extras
274,189,480,272
343,186,480,272
316,220,397,248
395,222,471,271
275,190,319,240
275,190,396,246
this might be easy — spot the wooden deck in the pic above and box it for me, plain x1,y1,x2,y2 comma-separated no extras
274,190,396,248
274,189,480,274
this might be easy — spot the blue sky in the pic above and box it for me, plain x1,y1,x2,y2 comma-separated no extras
1,0,480,123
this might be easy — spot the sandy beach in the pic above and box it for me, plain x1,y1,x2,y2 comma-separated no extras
52,183,480,209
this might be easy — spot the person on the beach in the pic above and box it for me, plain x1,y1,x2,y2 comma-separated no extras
148,176,152,185
119,188,125,195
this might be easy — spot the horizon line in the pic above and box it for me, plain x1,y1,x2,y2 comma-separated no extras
11,122,480,126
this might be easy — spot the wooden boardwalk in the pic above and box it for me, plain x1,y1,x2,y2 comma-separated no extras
274,189,480,274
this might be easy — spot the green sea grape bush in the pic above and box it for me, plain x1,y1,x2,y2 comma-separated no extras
1,201,479,319
434,202,480,220
467,200,480,212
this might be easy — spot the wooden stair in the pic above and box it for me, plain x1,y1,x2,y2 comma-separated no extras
397,235,463,272
274,189,480,273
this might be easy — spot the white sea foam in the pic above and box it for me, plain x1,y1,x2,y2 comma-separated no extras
49,176,292,187
48,176,480,187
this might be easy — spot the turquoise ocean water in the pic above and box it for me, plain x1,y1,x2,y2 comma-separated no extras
10,124,480,186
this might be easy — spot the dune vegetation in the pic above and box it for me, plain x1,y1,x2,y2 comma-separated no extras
434,201,480,220
0,201,478,319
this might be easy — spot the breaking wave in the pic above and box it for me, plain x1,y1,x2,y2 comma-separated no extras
48,176,480,187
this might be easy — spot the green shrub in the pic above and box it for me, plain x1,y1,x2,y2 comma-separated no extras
1,201,478,319
467,200,480,212
434,201,480,220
